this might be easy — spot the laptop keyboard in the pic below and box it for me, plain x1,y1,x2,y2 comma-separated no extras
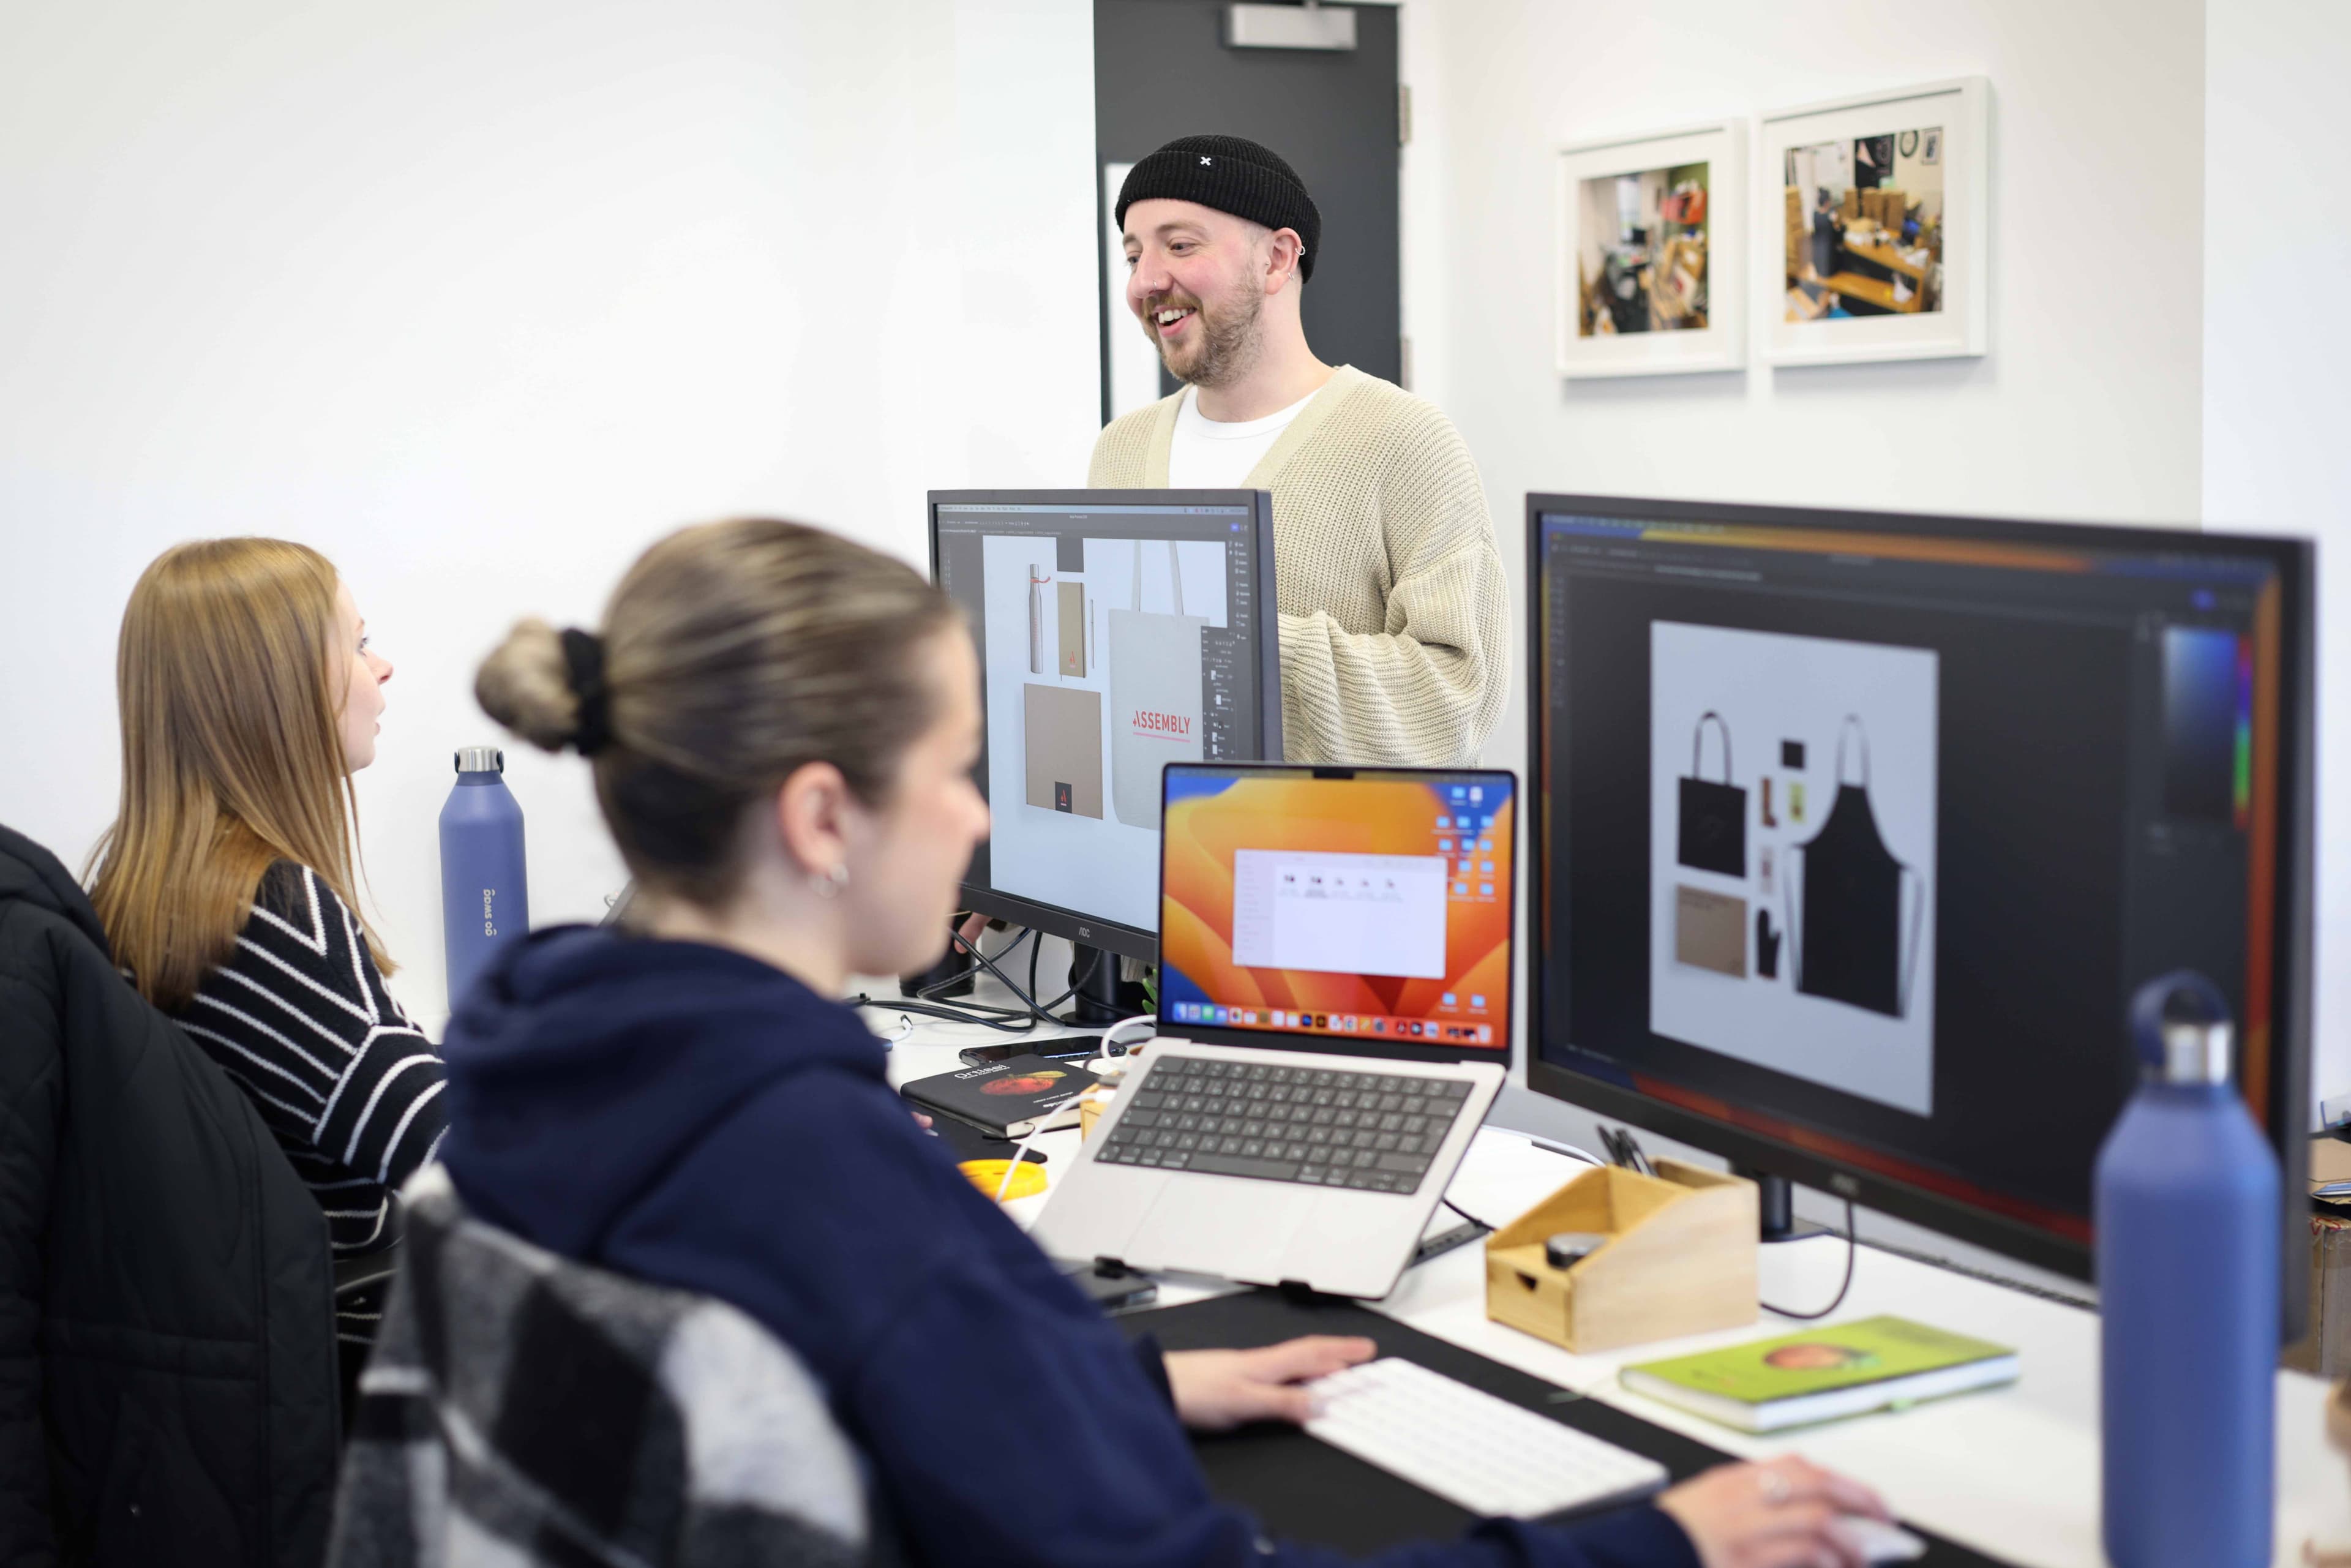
1090,1055,1474,1195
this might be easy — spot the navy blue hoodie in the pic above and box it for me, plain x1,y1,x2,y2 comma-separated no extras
439,926,1700,1568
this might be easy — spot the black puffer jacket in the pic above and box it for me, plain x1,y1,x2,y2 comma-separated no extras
0,825,339,1567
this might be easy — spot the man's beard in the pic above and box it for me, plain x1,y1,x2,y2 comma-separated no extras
1150,281,1264,388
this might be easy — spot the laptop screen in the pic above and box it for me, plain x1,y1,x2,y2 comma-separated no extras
1156,765,1515,1059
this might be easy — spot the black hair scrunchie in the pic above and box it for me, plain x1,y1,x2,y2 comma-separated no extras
559,628,613,757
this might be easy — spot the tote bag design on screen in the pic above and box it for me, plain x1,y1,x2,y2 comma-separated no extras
1024,684,1103,819
1788,716,1924,1018
1108,538,1205,830
1677,711,1747,877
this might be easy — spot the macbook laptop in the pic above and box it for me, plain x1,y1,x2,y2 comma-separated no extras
1032,763,1516,1299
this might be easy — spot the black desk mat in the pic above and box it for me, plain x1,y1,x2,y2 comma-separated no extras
1122,1289,2015,1566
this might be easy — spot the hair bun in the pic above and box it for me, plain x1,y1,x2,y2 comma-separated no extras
475,617,586,753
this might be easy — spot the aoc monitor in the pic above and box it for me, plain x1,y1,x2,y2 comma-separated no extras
1153,763,1517,1063
1525,492,2314,1334
929,490,1283,961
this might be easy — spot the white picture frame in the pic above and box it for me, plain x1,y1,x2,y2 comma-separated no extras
1554,121,1745,378
1760,77,1989,367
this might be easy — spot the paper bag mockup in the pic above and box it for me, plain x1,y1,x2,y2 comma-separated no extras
1023,684,1103,819
1675,885,1747,977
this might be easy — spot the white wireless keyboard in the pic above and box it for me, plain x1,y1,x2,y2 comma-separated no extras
1305,1357,1668,1520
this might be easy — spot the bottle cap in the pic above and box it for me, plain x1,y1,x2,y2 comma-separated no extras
454,746,505,775
2159,1020,2233,1086
2129,970,2234,1087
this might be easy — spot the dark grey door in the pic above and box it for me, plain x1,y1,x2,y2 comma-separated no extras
1095,0,1401,421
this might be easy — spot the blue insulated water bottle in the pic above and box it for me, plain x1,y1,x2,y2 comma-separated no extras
2095,971,2279,1567
439,746,529,1007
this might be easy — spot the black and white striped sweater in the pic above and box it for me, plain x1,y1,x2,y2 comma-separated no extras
174,863,446,1296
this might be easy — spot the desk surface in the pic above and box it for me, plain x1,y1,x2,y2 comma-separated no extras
868,987,2349,1568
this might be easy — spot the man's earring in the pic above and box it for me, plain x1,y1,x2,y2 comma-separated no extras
815,864,850,899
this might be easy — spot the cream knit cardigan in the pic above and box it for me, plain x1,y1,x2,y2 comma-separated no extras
1087,366,1509,767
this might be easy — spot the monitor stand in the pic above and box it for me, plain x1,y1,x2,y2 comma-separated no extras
1737,1167,1823,1244
1068,944,1128,1026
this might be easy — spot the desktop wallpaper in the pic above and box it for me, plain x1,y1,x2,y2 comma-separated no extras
1158,770,1513,1049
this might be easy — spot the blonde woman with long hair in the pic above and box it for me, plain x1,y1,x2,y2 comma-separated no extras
88,538,442,1390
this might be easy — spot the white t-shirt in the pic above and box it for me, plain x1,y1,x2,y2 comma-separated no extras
1167,384,1316,489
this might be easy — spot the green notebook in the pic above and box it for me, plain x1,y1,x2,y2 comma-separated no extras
1619,1315,2019,1433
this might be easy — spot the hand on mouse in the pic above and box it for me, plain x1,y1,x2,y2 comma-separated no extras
1164,1336,1375,1431
1657,1457,1891,1568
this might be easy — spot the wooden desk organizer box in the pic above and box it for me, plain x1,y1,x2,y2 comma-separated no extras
1486,1160,1760,1354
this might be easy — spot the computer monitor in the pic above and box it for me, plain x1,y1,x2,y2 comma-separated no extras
1524,492,2313,1333
929,490,1284,962
1154,762,1517,1063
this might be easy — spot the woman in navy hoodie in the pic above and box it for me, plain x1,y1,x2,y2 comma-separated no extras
447,517,1887,1568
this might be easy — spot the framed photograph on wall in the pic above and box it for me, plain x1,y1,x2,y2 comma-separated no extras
1760,77,1988,367
1554,121,1745,378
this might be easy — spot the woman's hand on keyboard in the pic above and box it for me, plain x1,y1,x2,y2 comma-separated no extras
1164,1335,1376,1431
1656,1456,1890,1568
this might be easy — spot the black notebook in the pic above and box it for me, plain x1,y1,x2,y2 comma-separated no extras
900,1056,1101,1138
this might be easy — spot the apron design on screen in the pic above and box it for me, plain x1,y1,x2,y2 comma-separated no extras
1108,538,1205,830
1676,711,1747,877
1787,716,1925,1018
1023,684,1103,818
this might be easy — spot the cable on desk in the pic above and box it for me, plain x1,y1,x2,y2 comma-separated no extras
1029,942,1105,1018
851,930,1118,1035
853,994,1035,1032
1760,1197,1857,1320
953,925,1079,1026
915,928,1035,1002
851,928,1049,1033
1440,1195,1499,1232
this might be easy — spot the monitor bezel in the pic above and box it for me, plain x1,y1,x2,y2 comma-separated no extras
1152,762,1521,1066
928,488,1284,962
1521,492,2314,1318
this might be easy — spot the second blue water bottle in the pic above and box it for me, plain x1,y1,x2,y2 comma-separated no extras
2094,970,2278,1568
439,746,529,1008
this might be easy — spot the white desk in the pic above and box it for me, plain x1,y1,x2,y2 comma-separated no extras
868,991,2350,1568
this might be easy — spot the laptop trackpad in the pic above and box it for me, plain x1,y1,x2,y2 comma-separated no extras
1128,1180,1315,1285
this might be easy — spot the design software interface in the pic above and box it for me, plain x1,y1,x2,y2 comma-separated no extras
1158,767,1513,1052
1535,508,2287,1242
932,501,1270,935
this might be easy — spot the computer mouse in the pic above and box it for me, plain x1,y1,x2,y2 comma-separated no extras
1834,1515,1925,1562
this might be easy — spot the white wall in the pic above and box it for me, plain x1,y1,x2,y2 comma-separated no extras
0,0,1100,1024
1406,0,2207,807
2204,0,2351,1126
1400,0,2214,1281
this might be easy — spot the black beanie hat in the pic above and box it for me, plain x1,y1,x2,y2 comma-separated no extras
1116,134,1322,282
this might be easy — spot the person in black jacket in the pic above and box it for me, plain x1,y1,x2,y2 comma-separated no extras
0,824,339,1568
443,516,1890,1568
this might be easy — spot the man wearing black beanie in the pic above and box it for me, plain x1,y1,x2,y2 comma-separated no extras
1090,133,1507,768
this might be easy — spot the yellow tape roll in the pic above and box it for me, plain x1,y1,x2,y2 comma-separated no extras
959,1158,1047,1202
